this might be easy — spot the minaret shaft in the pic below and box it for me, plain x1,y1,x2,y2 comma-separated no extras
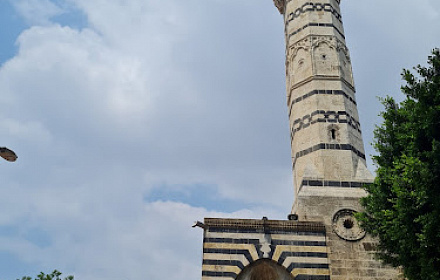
276,0,373,218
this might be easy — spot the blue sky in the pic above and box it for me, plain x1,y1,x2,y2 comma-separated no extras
0,1,23,62
0,0,439,279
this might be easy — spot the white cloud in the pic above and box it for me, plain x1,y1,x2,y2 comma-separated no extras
0,183,283,279
10,0,64,26
0,25,157,145
1,0,440,279
0,3,289,277
0,118,52,145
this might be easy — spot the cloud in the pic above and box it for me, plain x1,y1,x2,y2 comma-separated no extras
341,0,440,169
9,0,64,26
0,185,283,279
0,1,290,278
0,118,52,145
3,24,150,122
1,0,440,279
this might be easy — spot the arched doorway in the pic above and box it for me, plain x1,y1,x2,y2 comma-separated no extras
235,259,294,280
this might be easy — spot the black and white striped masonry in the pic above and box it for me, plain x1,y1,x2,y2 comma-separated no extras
279,0,374,209
201,218,330,280
197,0,402,279
271,0,401,279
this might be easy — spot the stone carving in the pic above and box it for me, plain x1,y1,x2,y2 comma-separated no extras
259,232,272,258
332,209,366,241
337,42,354,86
287,37,311,86
288,37,311,59
311,35,337,50
311,36,338,76
285,35,356,89
273,0,284,14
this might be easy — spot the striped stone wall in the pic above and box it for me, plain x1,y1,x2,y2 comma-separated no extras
201,218,331,280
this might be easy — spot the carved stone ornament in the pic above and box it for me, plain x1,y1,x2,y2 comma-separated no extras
337,41,351,62
273,0,285,14
311,35,337,49
288,37,310,60
332,209,366,241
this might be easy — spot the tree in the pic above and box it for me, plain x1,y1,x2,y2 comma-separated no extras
18,270,74,280
357,48,440,280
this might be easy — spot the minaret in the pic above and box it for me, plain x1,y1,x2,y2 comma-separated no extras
196,2,401,279
274,0,374,221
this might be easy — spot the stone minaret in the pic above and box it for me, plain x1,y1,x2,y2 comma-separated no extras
273,0,374,221
196,1,401,279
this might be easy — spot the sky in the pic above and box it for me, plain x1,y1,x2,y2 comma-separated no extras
0,0,439,279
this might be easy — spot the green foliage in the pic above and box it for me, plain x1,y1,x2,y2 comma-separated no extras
357,48,440,280
17,270,74,280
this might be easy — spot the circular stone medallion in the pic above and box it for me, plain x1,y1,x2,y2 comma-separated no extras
332,209,366,241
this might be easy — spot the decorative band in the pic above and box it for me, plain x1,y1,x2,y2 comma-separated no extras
203,248,254,263
290,110,362,138
289,23,345,40
204,218,326,233
288,263,330,271
289,90,357,116
278,251,328,265
204,238,326,247
286,2,342,24
292,143,366,167
272,239,327,247
202,271,331,280
202,271,237,278
207,227,326,235
204,238,260,244
285,0,341,6
301,180,370,188
295,275,331,280
203,259,245,270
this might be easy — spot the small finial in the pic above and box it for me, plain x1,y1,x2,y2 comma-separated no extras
273,0,285,14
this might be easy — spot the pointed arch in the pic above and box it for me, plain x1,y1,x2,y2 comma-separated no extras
290,47,312,85
235,259,294,280
337,44,354,85
312,40,338,76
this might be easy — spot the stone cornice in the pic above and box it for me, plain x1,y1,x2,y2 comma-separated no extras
204,217,325,232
